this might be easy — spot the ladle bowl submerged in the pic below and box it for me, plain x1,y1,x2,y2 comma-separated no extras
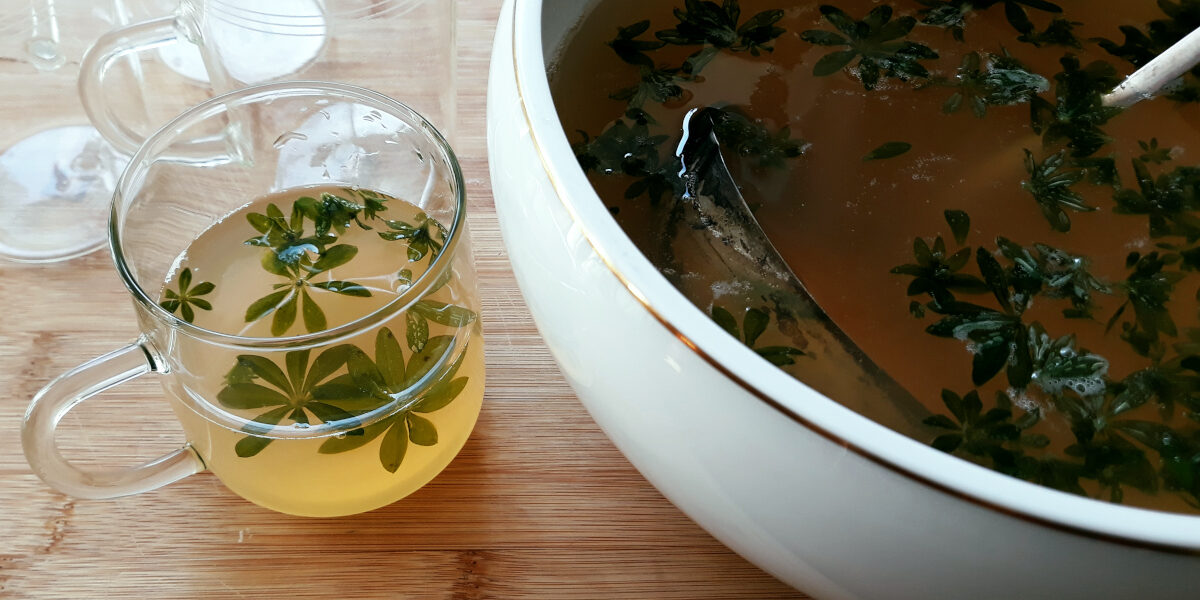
486,1,1200,598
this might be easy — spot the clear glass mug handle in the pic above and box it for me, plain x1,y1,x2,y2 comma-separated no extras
21,342,204,499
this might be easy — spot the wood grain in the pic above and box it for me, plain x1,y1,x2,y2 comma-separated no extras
0,1,806,598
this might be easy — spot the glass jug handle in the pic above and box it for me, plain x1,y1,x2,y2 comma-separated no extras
22,342,204,499
78,16,181,157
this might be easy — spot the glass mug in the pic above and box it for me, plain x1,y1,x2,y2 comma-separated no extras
78,0,456,156
22,82,484,517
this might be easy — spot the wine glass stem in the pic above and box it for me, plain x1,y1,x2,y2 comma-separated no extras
28,0,65,71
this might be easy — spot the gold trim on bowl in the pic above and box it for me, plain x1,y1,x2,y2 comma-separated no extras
507,0,1200,556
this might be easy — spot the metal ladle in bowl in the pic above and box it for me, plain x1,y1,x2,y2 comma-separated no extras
666,107,930,431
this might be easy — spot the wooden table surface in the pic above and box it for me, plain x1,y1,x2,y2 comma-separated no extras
0,1,806,598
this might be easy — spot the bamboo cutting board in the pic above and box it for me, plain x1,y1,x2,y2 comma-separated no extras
0,1,806,597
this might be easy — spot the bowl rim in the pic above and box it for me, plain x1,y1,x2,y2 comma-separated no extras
508,0,1200,551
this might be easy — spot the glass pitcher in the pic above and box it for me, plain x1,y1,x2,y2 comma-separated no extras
79,0,457,156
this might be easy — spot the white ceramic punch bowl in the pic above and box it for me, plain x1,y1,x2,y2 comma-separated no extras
486,1,1200,598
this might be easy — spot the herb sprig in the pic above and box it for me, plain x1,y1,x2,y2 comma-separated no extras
895,210,1200,506
160,268,215,324
800,5,939,90
1029,55,1123,159
244,201,374,336
939,51,1048,118
917,0,1063,41
318,328,471,472
219,345,364,457
1021,149,1096,232
655,0,786,73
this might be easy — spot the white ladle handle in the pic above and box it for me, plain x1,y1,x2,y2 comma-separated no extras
1104,26,1200,108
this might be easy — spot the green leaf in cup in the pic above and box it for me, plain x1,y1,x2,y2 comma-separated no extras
318,328,470,472
411,300,478,328
244,242,372,335
217,345,367,457
378,212,448,262
160,268,216,324
243,201,375,335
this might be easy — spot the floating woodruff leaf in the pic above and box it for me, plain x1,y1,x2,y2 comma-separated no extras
916,0,973,41
922,389,1044,467
573,118,678,203
944,210,971,245
294,190,388,238
245,202,327,252
607,19,666,68
1027,324,1108,396
1107,251,1185,358
1137,138,1173,164
1017,17,1082,49
937,51,1048,118
801,5,938,91
1029,55,1123,159
1112,158,1200,241
890,235,988,308
1021,149,1096,233
407,299,478,352
247,242,371,336
926,299,1031,387
160,267,215,323
654,0,785,74
606,4,786,104
1115,420,1200,505
994,236,1111,319
218,345,365,458
916,235,1115,389
610,65,692,109
318,328,471,473
244,202,371,336
916,0,1063,40
378,212,449,262
863,141,912,161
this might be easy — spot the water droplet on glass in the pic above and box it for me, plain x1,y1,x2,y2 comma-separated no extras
272,131,308,149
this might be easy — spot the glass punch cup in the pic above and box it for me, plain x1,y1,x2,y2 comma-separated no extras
22,82,484,517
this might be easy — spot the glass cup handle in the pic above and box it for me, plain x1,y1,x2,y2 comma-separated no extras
21,342,204,500
78,16,181,156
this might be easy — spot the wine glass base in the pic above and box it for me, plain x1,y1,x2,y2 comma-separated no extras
0,125,128,263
